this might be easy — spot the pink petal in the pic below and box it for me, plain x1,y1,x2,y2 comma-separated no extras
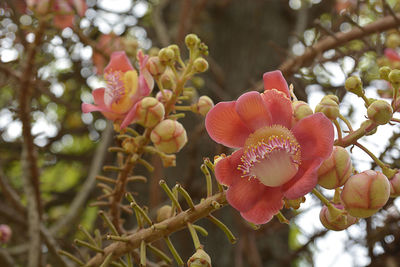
283,158,322,199
92,88,106,106
240,187,284,224
120,103,139,129
235,91,272,131
205,101,252,148
385,48,400,62
137,50,154,95
261,89,293,128
263,70,290,98
81,103,106,113
104,51,134,74
71,0,87,16
214,149,243,186
227,177,266,212
292,113,334,161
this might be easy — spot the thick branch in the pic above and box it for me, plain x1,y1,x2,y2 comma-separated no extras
86,192,226,266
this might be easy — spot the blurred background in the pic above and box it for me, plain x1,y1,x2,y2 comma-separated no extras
1,0,400,266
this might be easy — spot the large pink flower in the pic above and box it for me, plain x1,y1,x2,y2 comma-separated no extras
205,71,334,224
82,50,154,128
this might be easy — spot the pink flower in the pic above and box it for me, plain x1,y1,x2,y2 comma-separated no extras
82,50,154,128
205,71,334,224
384,48,400,62
0,224,12,243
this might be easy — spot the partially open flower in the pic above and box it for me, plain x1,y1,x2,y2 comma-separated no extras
82,51,154,128
206,70,334,224
134,97,165,128
150,119,187,154
319,204,357,231
341,170,390,218
318,146,353,189
187,249,211,267
0,224,12,243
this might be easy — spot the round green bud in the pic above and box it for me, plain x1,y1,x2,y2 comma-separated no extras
367,100,393,125
158,48,175,63
379,66,391,81
292,101,313,122
315,98,340,120
193,58,209,73
185,33,200,48
389,69,400,87
341,170,390,218
344,76,364,97
386,34,400,49
168,44,180,59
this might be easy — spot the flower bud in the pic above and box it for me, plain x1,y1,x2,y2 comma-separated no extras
318,146,353,189
284,196,305,210
389,69,400,87
367,100,393,125
319,204,357,231
160,70,175,89
185,34,200,48
156,90,173,103
150,119,187,154
345,76,364,97
193,58,209,73
158,48,175,63
135,97,165,128
389,171,400,197
341,170,390,218
156,205,173,222
187,249,211,267
292,101,313,122
196,96,214,116
386,34,400,48
315,97,340,120
379,66,391,81
0,224,12,243
323,95,339,104
146,56,166,76
199,42,209,56
168,44,180,60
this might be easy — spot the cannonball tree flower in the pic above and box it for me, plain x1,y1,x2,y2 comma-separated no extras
81,50,154,129
205,71,334,224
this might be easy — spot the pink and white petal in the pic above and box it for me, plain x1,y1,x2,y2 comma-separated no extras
120,103,139,129
283,158,322,199
214,149,243,186
205,101,252,148
240,187,284,225
263,70,290,98
92,88,106,106
292,113,334,161
261,89,293,128
104,51,134,74
227,178,266,212
235,91,272,131
385,48,400,62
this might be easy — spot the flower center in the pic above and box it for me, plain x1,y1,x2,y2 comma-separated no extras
104,71,125,106
238,125,301,187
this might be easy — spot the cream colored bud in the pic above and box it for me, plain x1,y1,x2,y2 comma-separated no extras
367,100,393,125
158,48,175,63
135,97,165,128
379,66,391,81
389,69,400,87
156,205,173,222
185,34,200,48
345,76,364,97
315,97,340,120
318,146,353,189
196,96,214,116
193,58,209,73
292,101,313,122
386,34,400,49
146,56,166,76
160,70,175,89
150,119,188,154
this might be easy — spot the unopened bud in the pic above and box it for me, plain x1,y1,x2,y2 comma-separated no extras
156,205,173,222
168,44,180,60
199,42,209,56
318,146,353,189
319,204,357,231
185,34,200,48
196,96,214,116
284,196,305,210
341,170,390,218
379,66,391,81
386,34,400,48
156,90,173,103
367,100,393,125
160,70,175,89
0,224,12,243
158,48,175,63
193,58,209,73
315,96,340,120
345,76,364,97
146,56,166,76
135,97,165,128
292,101,313,122
187,249,211,267
150,119,187,154
389,69,400,87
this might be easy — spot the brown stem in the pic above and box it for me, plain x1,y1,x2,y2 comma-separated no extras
85,192,226,266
